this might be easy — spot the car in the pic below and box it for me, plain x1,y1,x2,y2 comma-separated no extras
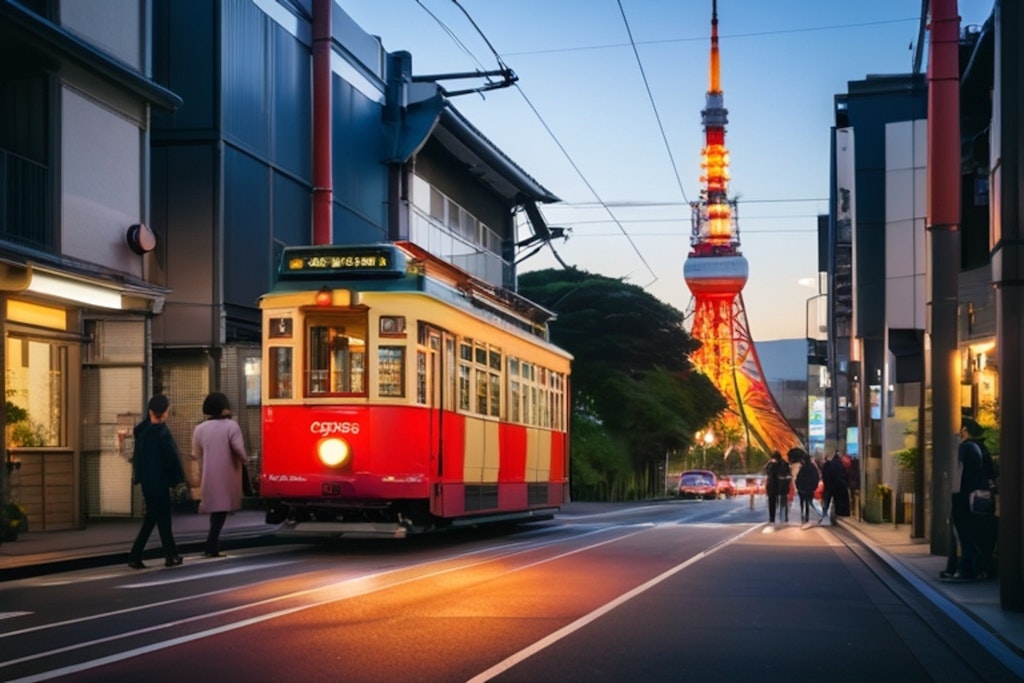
733,475,765,496
716,476,736,498
678,470,718,500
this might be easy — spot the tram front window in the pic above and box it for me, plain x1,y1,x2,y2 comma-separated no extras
307,314,367,396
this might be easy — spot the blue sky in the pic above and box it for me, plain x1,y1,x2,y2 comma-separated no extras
342,1,994,341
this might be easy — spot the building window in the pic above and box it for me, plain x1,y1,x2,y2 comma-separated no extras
5,336,67,447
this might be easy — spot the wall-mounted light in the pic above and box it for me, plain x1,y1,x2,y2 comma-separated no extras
126,223,157,255
28,271,122,309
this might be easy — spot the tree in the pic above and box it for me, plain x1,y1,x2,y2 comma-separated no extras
519,269,727,500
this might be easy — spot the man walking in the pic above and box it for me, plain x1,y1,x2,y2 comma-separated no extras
128,394,186,569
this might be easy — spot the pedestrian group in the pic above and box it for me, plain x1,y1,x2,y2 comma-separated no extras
763,447,853,527
128,392,249,569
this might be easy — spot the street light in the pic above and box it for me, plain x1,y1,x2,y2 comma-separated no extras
697,430,714,469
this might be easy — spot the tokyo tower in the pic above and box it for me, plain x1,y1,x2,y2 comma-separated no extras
682,0,803,456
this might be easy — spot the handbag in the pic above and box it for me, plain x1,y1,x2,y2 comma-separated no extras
969,488,995,515
170,481,192,507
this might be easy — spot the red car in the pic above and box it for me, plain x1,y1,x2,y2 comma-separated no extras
733,475,763,495
716,476,736,498
678,470,718,500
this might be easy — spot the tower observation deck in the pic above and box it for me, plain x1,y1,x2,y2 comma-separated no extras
682,0,803,456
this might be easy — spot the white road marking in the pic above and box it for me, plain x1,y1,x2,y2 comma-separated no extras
0,525,652,681
116,560,299,588
466,523,764,683
0,612,31,621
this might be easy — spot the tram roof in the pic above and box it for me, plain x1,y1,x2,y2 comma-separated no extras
266,242,564,345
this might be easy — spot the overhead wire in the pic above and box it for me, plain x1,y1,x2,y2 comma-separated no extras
416,2,845,286
501,17,919,57
437,0,658,284
616,0,690,207
414,0,487,71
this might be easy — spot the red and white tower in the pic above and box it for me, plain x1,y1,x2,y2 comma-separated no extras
683,0,802,455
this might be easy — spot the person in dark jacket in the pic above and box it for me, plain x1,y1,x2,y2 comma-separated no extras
820,451,849,525
764,451,784,524
128,394,186,569
942,418,996,581
794,450,820,523
777,455,792,522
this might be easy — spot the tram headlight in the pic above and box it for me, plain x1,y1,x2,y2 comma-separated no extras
318,437,351,468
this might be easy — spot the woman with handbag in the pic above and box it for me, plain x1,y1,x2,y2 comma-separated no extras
191,392,248,558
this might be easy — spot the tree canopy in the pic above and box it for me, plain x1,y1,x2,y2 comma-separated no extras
519,268,727,500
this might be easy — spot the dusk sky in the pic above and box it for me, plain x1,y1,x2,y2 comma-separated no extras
343,1,994,341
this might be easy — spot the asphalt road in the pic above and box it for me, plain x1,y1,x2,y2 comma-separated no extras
1,498,1017,682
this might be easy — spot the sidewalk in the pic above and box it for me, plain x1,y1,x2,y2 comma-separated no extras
0,508,283,581
1,506,1022,674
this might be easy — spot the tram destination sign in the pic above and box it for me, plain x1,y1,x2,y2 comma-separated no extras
280,245,406,278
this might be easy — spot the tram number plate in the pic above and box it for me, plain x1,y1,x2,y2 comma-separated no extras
322,482,342,496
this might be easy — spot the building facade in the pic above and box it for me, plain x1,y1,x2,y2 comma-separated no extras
0,0,179,528
827,17,999,536
1,0,559,528
150,0,558,494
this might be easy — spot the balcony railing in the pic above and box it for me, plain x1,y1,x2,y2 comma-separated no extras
1,147,53,252
410,207,510,288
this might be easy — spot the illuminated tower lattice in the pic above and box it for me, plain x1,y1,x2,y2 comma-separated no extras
683,0,802,455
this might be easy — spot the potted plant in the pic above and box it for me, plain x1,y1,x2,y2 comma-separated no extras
1,501,28,541
875,483,893,522
893,446,917,472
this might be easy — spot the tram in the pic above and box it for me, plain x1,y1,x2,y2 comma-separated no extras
259,242,571,537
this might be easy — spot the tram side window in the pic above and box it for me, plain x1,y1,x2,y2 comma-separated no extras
416,350,427,404
269,347,293,399
444,337,456,411
306,316,367,396
538,368,550,426
458,341,472,410
508,358,521,423
552,372,565,430
378,347,405,397
488,349,501,418
475,367,487,414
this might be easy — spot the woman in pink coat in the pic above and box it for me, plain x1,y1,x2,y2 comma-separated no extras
191,392,248,557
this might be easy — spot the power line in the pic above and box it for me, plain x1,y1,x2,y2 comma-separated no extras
502,17,918,57
549,198,828,209
551,228,817,237
411,0,659,282
414,0,486,70
512,83,659,285
546,216,824,225
616,0,689,206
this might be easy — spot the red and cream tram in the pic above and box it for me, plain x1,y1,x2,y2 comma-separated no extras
259,242,571,537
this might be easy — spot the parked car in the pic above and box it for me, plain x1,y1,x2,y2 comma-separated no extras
678,470,718,500
733,475,765,495
716,476,736,498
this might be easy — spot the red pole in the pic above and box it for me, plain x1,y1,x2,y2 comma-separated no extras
926,0,961,555
312,0,333,245
928,0,961,228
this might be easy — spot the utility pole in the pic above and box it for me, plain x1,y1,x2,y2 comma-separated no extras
993,0,1024,612
926,0,961,558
